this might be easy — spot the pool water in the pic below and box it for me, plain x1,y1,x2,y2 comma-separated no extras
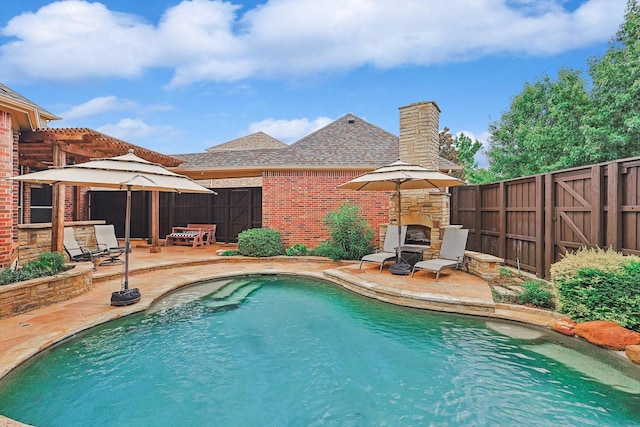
1,276,640,426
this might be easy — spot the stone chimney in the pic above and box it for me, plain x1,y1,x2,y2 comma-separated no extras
398,101,441,170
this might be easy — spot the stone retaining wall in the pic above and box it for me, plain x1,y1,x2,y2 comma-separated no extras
465,250,503,280
0,262,93,319
18,220,105,266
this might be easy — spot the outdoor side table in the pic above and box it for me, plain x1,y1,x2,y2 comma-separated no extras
398,246,424,268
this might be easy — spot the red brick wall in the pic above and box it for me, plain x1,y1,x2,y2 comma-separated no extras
262,170,391,249
0,112,13,267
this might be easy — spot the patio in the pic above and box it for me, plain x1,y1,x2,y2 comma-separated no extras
0,242,566,382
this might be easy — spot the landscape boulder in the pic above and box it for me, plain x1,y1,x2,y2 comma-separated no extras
626,345,640,365
548,318,576,336
574,320,640,351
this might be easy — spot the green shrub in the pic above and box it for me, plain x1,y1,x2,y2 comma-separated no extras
286,243,308,256
517,280,555,310
0,252,67,286
551,247,640,330
317,204,374,261
237,228,284,257
219,249,239,256
309,241,345,260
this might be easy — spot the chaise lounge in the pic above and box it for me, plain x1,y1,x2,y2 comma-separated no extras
359,225,407,272
411,228,469,281
94,224,126,265
63,227,106,269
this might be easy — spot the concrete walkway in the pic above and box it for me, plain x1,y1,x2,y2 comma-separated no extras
0,243,566,383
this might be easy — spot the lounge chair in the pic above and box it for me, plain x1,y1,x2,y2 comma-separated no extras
63,227,106,269
359,225,407,272
94,224,126,265
411,228,469,281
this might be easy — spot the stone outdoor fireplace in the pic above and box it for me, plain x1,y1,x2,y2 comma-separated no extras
382,101,456,256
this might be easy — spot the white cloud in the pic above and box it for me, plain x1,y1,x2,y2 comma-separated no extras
97,118,177,143
0,0,627,85
247,116,333,143
58,96,137,120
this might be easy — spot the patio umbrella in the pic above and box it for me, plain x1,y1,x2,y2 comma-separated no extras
10,150,213,305
338,160,464,269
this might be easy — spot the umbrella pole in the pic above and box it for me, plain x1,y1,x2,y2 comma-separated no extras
110,185,141,306
124,186,131,290
396,182,402,263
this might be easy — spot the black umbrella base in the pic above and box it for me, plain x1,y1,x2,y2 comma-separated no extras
389,261,412,276
110,288,141,306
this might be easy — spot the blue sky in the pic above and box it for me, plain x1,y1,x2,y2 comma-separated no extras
0,0,628,163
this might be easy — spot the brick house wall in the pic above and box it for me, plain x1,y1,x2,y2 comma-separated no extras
262,170,391,248
0,112,16,267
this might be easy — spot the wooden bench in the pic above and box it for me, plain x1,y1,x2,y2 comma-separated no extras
187,224,217,245
164,226,206,248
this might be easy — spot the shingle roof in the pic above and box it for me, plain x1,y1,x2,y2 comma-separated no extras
174,113,461,174
206,131,287,152
0,82,59,120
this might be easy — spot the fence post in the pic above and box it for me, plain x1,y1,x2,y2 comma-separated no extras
535,175,544,278
474,186,482,251
606,162,621,251
498,181,506,260
591,165,604,248
544,173,554,280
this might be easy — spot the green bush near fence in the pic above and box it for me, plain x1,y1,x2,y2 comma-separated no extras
551,247,640,331
237,228,285,257
0,252,67,286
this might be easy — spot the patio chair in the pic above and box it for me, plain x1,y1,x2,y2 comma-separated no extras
63,227,106,269
359,225,407,272
411,228,469,282
94,224,126,265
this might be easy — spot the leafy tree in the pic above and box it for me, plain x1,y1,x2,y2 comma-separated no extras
438,128,486,183
486,69,590,180
486,1,640,179
581,0,640,163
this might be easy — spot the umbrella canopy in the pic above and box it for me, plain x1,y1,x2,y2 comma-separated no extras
338,160,465,191
10,150,213,305
338,160,464,267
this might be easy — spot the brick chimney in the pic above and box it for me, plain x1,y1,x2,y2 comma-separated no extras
398,101,441,171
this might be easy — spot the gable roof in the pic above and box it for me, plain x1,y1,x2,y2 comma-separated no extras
0,82,60,130
206,131,287,152
173,113,461,179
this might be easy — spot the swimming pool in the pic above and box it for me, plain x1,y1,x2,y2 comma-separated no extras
1,275,639,426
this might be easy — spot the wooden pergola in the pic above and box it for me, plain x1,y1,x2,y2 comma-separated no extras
18,128,183,253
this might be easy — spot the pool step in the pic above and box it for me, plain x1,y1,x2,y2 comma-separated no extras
202,282,262,312
208,279,252,300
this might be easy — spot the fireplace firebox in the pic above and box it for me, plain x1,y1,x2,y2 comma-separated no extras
404,224,431,246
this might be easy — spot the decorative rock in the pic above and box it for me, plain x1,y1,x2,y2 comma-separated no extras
549,319,577,336
574,320,640,351
626,345,640,364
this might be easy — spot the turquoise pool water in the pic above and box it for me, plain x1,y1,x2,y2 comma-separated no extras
1,276,640,426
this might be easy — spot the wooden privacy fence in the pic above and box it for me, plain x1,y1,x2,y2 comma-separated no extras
451,156,640,279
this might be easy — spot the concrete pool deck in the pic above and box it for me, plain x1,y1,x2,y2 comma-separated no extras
0,242,568,385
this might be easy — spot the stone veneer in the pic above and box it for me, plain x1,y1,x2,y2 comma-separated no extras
17,220,105,266
390,101,453,256
0,262,93,319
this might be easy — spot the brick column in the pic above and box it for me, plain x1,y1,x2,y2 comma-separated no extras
0,112,13,267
